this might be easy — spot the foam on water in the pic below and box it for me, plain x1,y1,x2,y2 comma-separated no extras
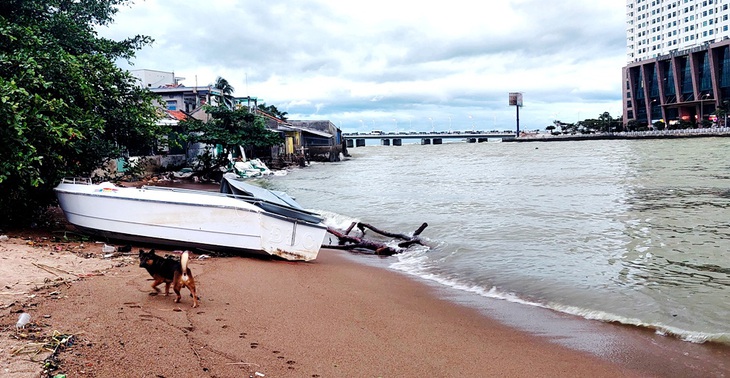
316,209,360,231
391,245,730,346
392,249,551,307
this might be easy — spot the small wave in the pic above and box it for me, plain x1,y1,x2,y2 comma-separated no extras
313,209,360,231
390,250,550,309
551,303,730,344
390,250,730,346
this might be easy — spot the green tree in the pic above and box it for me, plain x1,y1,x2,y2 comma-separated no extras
715,101,730,127
179,105,283,177
578,119,599,133
213,76,235,109
598,112,613,133
257,103,288,121
0,0,165,226
625,120,639,132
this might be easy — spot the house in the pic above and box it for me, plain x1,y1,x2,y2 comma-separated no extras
287,120,345,162
258,113,345,162
132,69,344,168
131,69,211,113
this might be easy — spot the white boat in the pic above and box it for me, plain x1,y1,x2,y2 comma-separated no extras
54,176,328,261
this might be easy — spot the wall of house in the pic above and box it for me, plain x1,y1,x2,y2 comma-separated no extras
130,69,175,88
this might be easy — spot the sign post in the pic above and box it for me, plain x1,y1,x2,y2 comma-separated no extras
509,92,523,136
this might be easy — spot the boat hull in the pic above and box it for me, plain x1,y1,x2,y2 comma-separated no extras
54,180,327,261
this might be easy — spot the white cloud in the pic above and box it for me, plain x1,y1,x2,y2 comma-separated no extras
99,0,626,132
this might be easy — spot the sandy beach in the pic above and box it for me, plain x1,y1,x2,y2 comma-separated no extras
1,231,727,377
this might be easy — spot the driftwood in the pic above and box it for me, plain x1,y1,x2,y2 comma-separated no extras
324,222,428,255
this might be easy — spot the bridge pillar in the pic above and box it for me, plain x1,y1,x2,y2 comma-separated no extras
355,138,365,147
421,138,431,145
433,138,442,145
382,139,390,146
393,138,402,146
346,139,354,148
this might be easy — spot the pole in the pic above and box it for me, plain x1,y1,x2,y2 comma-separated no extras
516,105,520,136
700,99,703,128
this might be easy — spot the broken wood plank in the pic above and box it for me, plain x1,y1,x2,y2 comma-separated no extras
325,222,428,256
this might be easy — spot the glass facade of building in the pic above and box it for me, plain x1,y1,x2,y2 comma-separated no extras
623,40,730,126
623,0,730,126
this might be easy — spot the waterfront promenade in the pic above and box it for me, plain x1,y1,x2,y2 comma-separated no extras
514,127,730,142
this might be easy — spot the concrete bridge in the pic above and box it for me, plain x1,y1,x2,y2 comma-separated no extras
343,131,516,147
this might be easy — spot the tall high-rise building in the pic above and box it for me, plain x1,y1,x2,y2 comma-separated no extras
623,0,730,127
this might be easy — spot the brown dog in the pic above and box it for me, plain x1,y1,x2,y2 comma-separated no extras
138,249,199,308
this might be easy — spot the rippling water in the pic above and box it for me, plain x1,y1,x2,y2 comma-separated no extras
258,138,730,344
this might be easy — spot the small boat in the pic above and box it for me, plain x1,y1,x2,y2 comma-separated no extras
54,176,328,261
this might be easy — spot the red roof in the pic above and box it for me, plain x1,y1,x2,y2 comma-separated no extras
167,110,187,121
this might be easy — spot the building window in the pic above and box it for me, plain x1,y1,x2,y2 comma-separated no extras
166,100,177,111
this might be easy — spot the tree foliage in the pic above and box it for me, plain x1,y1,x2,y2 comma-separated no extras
550,112,623,134
258,102,288,121
0,0,165,226
212,76,235,109
179,104,283,174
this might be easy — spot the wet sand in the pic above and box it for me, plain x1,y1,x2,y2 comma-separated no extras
5,233,729,377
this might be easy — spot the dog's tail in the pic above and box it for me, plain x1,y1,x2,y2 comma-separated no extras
181,250,190,283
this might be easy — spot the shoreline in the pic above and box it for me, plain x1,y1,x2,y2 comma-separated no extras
344,251,730,377
3,232,729,377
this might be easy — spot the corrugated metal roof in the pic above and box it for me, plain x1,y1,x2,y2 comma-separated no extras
167,110,187,121
289,126,332,138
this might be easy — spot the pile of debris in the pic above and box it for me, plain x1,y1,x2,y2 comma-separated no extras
325,222,428,255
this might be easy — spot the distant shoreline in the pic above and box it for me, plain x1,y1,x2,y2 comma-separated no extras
512,128,730,142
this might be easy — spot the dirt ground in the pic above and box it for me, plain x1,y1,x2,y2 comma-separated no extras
4,220,723,377
0,231,134,377
0,228,649,378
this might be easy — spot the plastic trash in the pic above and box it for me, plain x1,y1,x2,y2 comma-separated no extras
102,244,116,253
16,313,30,329
0,235,9,241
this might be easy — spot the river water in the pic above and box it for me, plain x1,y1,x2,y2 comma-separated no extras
258,137,730,347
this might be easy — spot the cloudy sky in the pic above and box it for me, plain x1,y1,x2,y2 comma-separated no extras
99,0,627,133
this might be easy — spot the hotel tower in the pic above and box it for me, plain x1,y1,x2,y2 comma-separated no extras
623,0,730,126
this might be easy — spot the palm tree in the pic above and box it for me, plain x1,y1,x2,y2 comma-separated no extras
213,76,235,109
598,112,613,133
257,103,288,121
